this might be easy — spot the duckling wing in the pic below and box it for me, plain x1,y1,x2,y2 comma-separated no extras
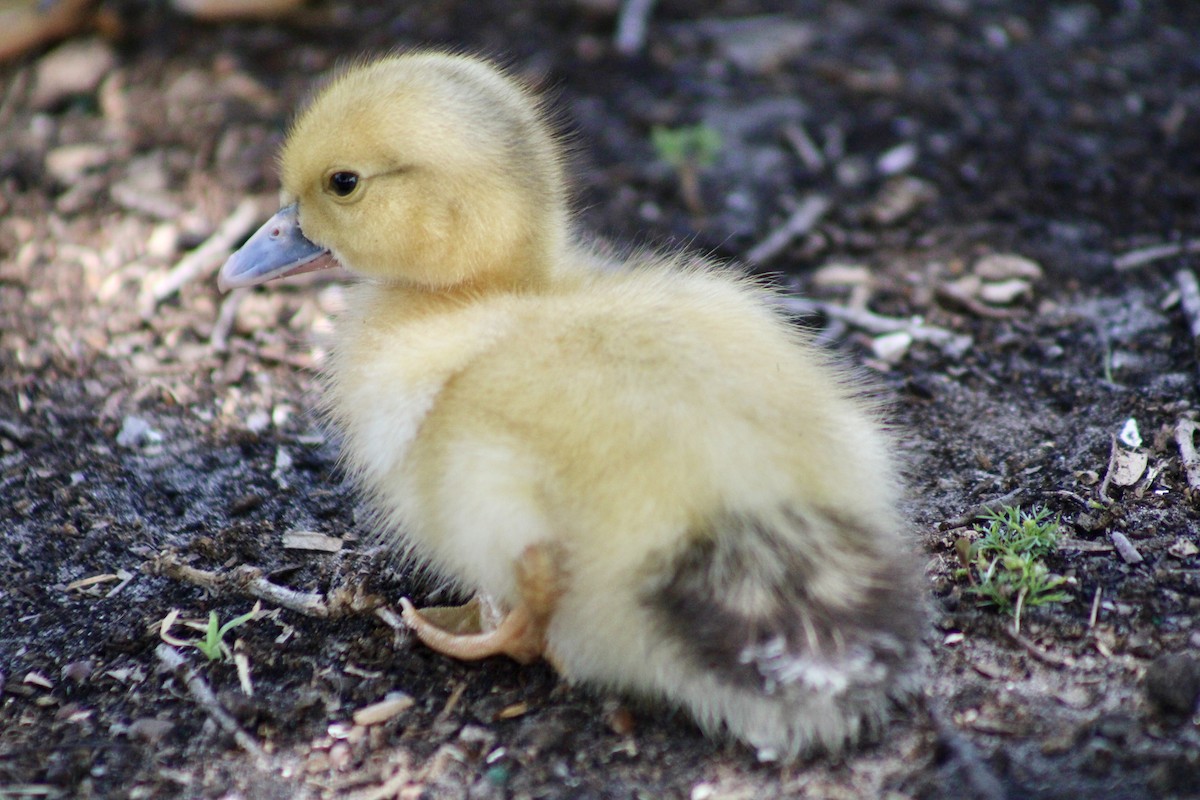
645,506,921,696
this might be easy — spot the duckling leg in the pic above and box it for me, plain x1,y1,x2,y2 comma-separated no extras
400,543,563,665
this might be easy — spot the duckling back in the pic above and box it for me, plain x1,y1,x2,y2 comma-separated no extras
327,255,924,759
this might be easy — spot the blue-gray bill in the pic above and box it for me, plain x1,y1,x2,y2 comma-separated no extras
218,203,335,292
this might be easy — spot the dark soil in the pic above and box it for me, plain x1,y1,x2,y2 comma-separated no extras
2,2,1199,798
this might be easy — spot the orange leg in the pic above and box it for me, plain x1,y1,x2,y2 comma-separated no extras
400,543,564,666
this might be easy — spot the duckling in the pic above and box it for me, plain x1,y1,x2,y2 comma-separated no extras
218,51,925,760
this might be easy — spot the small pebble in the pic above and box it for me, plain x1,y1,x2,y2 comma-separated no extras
1144,653,1200,716
973,253,1043,281
116,415,161,449
871,330,913,364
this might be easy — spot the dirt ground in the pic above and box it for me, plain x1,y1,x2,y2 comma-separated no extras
2,1,1199,798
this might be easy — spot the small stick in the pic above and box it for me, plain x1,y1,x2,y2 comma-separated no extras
939,488,1027,531
745,195,831,265
773,295,972,354
783,123,826,172
1109,531,1143,565
150,552,382,618
210,290,243,352
141,198,262,317
1175,418,1200,490
1176,268,1200,345
1113,240,1200,271
1004,629,1071,669
614,0,657,55
434,682,468,724
923,697,1008,800
934,281,1021,320
1097,435,1119,503
155,644,269,767
1088,586,1102,629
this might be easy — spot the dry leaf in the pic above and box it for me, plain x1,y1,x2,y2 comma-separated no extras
1110,449,1148,486
1167,538,1199,559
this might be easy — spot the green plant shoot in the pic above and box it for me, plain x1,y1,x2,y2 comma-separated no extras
195,607,259,662
956,504,1071,628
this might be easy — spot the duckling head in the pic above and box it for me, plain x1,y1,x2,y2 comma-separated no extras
220,52,569,292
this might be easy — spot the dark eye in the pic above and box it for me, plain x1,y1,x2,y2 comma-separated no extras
328,171,359,197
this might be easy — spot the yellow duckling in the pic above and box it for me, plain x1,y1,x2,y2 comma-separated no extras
218,51,924,760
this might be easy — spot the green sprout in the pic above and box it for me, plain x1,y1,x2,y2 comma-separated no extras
955,504,1071,631
650,123,722,216
193,607,259,662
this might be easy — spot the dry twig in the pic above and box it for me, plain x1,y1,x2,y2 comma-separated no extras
149,552,382,618
210,290,243,352
1088,586,1102,630
1112,240,1200,271
614,0,657,55
1175,268,1200,345
155,644,269,767
924,698,1009,800
141,198,262,317
745,195,831,265
774,295,972,356
1175,418,1200,490
1004,629,1072,669
1097,435,1119,503
782,123,825,171
1109,531,1143,565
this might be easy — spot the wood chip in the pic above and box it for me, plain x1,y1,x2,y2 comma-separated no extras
1109,531,1143,564
1110,449,1148,487
496,702,529,720
977,278,1032,305
23,671,53,690
65,573,121,591
936,278,1021,319
353,693,415,726
974,253,1043,281
282,531,344,552
234,651,254,697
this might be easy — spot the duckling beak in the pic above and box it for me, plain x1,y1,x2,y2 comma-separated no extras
218,203,337,292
